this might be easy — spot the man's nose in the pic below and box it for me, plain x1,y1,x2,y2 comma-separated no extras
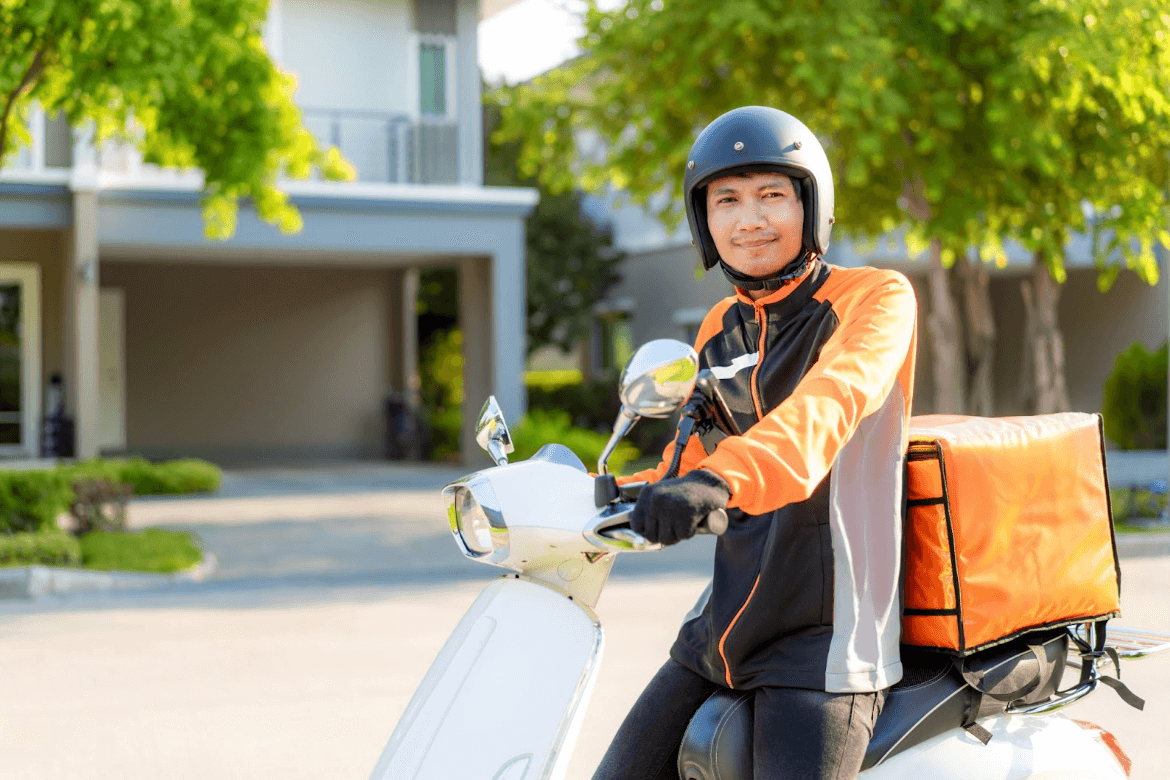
737,200,768,229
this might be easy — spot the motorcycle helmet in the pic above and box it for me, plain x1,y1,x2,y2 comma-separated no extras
683,106,835,290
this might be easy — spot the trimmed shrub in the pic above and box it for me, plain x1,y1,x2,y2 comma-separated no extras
69,458,222,495
509,409,641,474
1103,341,1168,450
0,470,72,534
70,478,134,534
0,529,81,566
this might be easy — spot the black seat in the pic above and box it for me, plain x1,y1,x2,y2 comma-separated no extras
677,631,1068,780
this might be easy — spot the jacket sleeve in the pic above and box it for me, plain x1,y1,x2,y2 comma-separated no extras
696,272,917,516
617,435,708,485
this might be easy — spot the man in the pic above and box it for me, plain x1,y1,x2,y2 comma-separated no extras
593,106,918,780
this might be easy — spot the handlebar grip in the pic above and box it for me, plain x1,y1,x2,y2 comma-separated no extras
696,508,728,536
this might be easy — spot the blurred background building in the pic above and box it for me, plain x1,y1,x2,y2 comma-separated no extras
0,0,536,466
580,192,1168,421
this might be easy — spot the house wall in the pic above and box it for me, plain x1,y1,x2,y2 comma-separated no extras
281,0,412,115
100,262,396,460
605,243,730,348
897,265,1166,419
0,228,67,391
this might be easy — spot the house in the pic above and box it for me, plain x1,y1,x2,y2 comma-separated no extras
580,190,1169,480
0,0,536,466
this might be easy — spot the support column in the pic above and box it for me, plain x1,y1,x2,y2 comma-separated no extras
66,188,100,459
402,266,421,411
459,256,493,465
492,222,527,423
454,0,482,185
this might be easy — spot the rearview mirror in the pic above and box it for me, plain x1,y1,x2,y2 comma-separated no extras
475,396,513,466
598,339,699,474
619,339,700,418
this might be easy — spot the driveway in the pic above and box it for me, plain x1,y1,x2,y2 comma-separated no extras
1,462,1167,780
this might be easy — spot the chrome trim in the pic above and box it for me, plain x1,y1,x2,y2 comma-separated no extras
442,476,510,564
597,407,638,476
1101,627,1170,660
582,504,663,552
1009,666,1100,716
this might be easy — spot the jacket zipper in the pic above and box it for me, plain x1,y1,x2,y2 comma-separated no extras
718,302,769,688
748,303,767,420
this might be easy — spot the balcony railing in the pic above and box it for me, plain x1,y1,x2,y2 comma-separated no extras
2,105,460,187
1,106,75,178
301,108,459,185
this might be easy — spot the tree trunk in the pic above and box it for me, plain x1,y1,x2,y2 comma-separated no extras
926,241,967,414
958,253,996,417
1019,253,1070,414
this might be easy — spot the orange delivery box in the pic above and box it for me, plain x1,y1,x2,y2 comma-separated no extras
901,413,1121,656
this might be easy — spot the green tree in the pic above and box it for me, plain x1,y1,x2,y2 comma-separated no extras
484,91,623,356
496,0,1169,414
0,0,353,238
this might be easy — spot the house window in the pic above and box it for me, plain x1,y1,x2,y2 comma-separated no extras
419,40,447,117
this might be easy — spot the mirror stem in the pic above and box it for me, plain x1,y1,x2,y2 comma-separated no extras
487,440,510,466
597,407,639,475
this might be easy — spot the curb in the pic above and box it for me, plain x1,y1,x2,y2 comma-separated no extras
1116,532,1170,559
0,553,218,599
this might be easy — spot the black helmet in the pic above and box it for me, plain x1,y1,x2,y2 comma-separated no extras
683,106,834,288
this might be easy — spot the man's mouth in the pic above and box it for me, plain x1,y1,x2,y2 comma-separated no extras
734,237,776,248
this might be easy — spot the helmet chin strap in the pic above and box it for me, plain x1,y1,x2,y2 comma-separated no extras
719,252,815,292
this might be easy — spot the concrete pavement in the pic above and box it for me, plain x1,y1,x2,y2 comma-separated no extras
1,463,1168,780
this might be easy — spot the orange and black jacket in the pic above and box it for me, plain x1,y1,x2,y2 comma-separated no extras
626,258,918,693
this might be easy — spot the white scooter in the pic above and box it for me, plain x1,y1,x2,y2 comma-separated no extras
369,339,1168,780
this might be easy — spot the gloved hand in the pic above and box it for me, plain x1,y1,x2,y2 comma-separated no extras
631,469,731,546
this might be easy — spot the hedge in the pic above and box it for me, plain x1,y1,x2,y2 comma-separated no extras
0,470,73,534
68,458,223,495
0,458,222,535
0,529,81,567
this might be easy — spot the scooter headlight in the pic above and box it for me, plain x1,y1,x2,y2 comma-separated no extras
443,482,507,559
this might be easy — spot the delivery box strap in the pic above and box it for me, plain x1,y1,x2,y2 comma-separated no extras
1071,620,1145,712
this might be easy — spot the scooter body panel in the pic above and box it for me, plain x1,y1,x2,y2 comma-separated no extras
863,714,1127,780
370,575,603,780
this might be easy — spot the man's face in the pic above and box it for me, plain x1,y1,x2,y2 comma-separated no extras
705,172,804,279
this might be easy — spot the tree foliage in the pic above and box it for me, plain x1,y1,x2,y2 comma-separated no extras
485,92,623,356
496,0,1169,286
0,0,353,238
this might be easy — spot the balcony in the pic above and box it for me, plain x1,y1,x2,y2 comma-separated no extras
301,109,459,185
1,106,461,187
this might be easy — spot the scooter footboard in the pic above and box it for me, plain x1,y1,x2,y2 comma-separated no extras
370,576,604,780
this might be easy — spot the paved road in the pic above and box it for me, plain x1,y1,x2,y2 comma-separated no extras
1,468,1168,780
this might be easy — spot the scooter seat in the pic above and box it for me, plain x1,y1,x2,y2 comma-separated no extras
677,631,1068,780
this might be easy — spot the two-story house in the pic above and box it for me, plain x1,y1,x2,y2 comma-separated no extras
0,0,536,466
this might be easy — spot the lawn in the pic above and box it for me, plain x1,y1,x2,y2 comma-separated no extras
79,529,203,573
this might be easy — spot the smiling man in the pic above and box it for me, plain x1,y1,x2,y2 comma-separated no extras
594,107,920,780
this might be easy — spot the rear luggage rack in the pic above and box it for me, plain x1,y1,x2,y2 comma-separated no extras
1010,626,1169,716
1097,627,1170,659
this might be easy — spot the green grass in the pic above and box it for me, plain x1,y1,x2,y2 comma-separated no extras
525,369,584,391
79,529,203,573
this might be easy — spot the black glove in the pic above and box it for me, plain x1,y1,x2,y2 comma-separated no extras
631,469,731,546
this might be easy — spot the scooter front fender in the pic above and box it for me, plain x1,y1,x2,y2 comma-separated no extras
370,575,603,780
